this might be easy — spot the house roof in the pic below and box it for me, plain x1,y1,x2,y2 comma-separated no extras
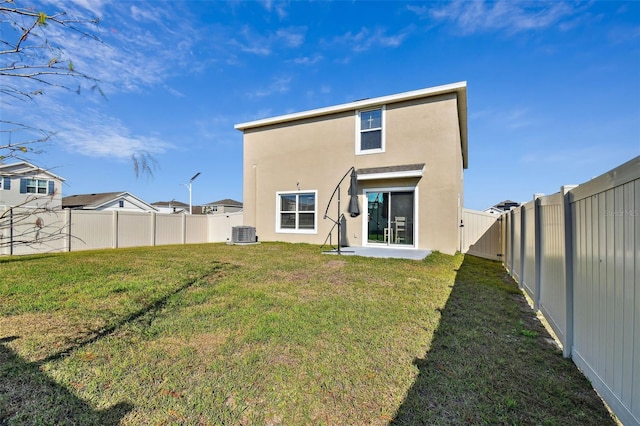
0,161,65,181
494,200,520,209
151,200,189,208
234,81,469,169
204,198,243,207
62,191,157,211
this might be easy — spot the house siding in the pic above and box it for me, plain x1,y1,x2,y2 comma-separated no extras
0,172,62,209
242,91,465,254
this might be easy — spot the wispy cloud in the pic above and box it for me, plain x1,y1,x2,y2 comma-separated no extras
33,1,201,96
414,0,578,35
248,76,292,97
292,54,323,65
471,106,535,130
260,0,288,19
194,115,240,147
232,26,306,56
519,146,629,168
57,109,173,159
333,27,408,52
6,95,172,160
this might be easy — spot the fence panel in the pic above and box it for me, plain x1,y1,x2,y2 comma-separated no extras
209,212,244,243
117,211,153,248
511,209,522,284
0,208,66,255
155,214,184,246
521,201,536,300
500,156,639,425
461,209,502,260
537,192,567,343
570,170,639,426
69,210,114,251
186,215,208,244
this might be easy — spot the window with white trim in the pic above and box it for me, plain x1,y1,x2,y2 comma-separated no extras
276,191,317,233
25,178,48,194
356,107,384,154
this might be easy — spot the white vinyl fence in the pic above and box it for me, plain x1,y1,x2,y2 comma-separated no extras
460,208,502,260
0,209,244,255
502,156,639,426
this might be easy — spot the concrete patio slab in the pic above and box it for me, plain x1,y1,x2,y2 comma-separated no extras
322,246,432,260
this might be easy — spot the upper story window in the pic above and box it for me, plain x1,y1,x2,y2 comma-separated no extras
357,107,385,155
26,178,47,194
276,191,317,234
19,178,54,195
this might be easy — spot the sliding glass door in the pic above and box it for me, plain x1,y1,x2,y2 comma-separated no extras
366,190,414,246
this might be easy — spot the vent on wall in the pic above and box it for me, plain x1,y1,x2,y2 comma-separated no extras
231,226,256,244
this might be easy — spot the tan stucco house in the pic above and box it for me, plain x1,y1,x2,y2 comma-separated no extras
234,81,468,255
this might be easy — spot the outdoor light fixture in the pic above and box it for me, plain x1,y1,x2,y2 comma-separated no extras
182,172,201,214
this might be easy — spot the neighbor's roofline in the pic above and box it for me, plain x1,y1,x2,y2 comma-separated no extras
234,81,468,169
0,160,66,181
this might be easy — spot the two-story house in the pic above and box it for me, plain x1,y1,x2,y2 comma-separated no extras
234,81,468,255
0,161,64,210
202,199,243,215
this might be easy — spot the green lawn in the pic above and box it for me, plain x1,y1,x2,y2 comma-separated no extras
0,243,616,425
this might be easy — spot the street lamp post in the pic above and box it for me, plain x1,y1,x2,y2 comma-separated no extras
182,172,201,214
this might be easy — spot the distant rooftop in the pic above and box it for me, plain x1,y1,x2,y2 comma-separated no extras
205,199,243,207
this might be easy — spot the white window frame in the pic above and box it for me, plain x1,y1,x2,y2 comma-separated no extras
275,190,318,234
26,178,48,194
356,106,385,155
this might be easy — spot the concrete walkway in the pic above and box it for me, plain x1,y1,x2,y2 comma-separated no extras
323,246,432,260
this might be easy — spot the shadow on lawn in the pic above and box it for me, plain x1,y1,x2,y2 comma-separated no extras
0,262,233,423
391,255,616,425
0,336,133,424
40,262,233,365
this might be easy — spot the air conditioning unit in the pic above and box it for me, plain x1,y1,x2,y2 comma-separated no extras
231,226,256,244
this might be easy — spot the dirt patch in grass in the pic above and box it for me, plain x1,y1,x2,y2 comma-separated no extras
0,312,101,362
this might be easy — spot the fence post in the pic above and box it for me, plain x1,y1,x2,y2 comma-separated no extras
562,185,577,358
533,194,543,311
151,212,156,246
519,205,525,289
66,209,71,252
509,209,515,275
182,213,187,244
113,210,119,249
9,207,14,256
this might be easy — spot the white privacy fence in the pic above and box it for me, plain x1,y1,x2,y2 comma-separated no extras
460,208,502,260
502,156,639,426
0,209,244,255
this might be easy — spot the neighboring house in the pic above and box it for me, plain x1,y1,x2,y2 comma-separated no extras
235,81,468,255
151,200,189,214
0,161,64,209
202,199,243,215
483,206,504,215
483,199,520,214
62,192,158,212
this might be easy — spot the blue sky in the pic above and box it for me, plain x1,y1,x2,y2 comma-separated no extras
3,0,639,210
